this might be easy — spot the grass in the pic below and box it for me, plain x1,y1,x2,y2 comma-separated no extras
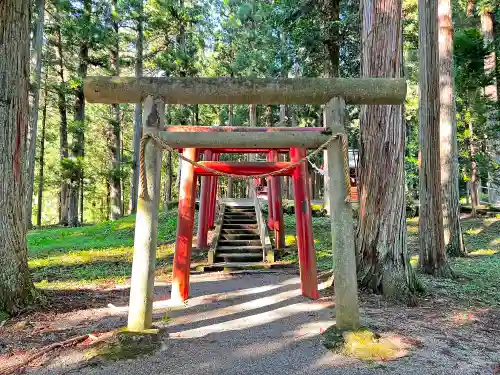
323,327,411,362
28,210,181,289
402,217,500,306
282,214,334,270
28,208,500,307
283,214,500,306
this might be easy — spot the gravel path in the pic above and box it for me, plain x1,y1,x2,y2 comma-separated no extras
30,270,498,375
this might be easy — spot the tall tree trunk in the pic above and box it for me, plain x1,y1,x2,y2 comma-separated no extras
130,0,143,214
163,104,172,210
469,121,479,216
322,0,341,77
109,0,122,221
69,0,90,227
25,0,45,228
0,0,34,314
439,0,466,256
467,0,475,17
357,0,420,301
54,23,70,225
481,10,500,208
80,174,84,224
176,0,187,194
418,0,452,276
164,152,173,209
37,77,49,227
322,0,341,216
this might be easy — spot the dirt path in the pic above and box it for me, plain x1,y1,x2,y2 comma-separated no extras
1,270,498,375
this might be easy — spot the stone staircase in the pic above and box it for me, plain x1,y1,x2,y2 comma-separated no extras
214,205,264,264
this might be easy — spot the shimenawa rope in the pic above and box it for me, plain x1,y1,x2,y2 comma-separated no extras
139,132,352,202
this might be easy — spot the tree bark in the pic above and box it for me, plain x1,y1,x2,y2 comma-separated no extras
481,10,500,210
321,0,341,77
418,0,453,276
357,0,420,302
321,0,341,215
467,0,474,17
25,0,45,228
439,0,466,256
130,0,143,214
469,121,478,216
37,77,49,227
68,0,91,227
109,0,122,221
163,104,172,210
0,0,35,314
52,22,70,225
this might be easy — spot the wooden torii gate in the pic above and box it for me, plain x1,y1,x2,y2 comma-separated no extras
84,77,406,332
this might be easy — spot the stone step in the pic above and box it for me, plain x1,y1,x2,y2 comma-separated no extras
219,233,260,240
217,247,262,254
224,216,257,220
225,208,255,213
221,229,259,235
200,262,273,271
223,221,258,227
215,253,263,261
224,213,256,218
222,223,258,229
217,246,263,251
218,239,262,246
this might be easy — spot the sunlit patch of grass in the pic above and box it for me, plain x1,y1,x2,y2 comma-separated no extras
465,227,483,236
406,217,419,225
407,226,418,233
342,330,410,361
27,210,180,288
323,328,414,362
468,249,498,256
114,221,136,230
410,255,419,266
29,247,134,269
34,277,130,290
285,235,296,246
311,204,324,211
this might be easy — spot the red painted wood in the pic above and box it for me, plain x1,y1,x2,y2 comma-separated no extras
267,152,275,230
157,126,326,133
270,150,285,249
198,148,290,153
182,148,289,153
171,148,198,302
290,148,319,300
196,150,212,249
208,153,219,229
193,161,295,176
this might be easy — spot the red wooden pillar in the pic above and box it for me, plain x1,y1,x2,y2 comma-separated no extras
171,148,198,302
267,152,275,230
208,153,219,229
271,150,285,249
196,150,212,249
290,148,318,299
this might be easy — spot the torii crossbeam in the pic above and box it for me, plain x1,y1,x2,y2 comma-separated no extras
83,77,406,332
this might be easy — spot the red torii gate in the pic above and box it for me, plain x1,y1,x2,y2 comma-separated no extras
173,127,322,303
83,76,407,333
